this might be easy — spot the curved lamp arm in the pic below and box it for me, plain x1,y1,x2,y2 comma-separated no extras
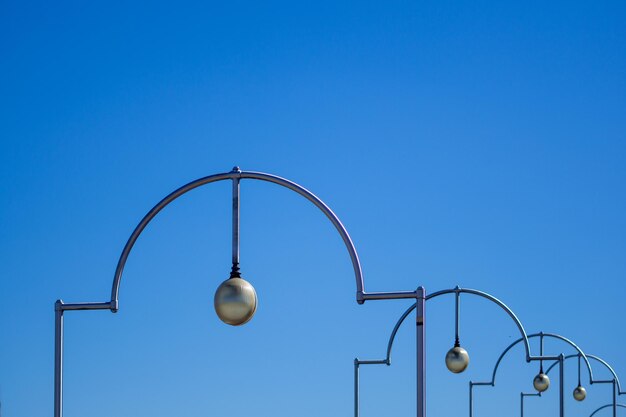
382,287,534,365
475,332,593,387
545,353,624,392
590,404,626,417
587,355,625,394
109,168,365,311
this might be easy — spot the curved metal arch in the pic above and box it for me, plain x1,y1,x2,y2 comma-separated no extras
382,287,532,364
587,355,625,394
384,301,415,364
545,354,624,392
109,169,365,311
590,404,626,417
482,333,594,386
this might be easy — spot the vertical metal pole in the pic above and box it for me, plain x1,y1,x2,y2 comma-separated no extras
469,383,473,417
454,288,460,346
520,393,524,417
354,360,360,417
416,287,426,417
614,379,618,417
577,354,582,386
539,332,544,373
231,167,241,277
54,300,64,417
559,354,564,417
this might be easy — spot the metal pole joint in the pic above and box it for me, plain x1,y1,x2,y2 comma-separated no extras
357,291,365,304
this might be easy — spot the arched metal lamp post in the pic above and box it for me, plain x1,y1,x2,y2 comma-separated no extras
353,287,562,417
470,332,594,417
52,167,441,417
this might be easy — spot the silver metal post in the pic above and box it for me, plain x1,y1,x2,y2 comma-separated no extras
539,332,543,373
560,354,565,417
520,393,541,417
54,300,64,417
454,287,460,346
469,383,474,417
614,380,618,417
231,167,241,276
578,354,582,386
416,287,426,417
354,359,359,417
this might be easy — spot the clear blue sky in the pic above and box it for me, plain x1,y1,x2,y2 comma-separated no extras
1,1,625,416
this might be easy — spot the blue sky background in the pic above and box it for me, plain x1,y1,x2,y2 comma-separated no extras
1,0,625,416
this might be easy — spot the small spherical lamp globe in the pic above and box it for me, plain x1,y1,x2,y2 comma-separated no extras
573,385,587,401
445,346,470,373
533,373,550,392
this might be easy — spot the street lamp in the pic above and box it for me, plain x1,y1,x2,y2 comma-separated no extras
53,167,373,417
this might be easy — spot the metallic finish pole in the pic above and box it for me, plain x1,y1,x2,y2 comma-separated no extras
454,288,460,346
539,332,543,373
231,167,241,277
416,287,426,417
578,354,582,387
559,354,565,417
614,380,618,417
520,393,541,417
354,360,359,417
54,300,64,417
469,383,474,417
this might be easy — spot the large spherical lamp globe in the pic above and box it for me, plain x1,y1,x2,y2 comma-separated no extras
533,373,550,392
214,277,257,326
445,346,470,373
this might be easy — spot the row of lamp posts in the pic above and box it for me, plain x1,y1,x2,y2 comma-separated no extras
51,168,622,417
